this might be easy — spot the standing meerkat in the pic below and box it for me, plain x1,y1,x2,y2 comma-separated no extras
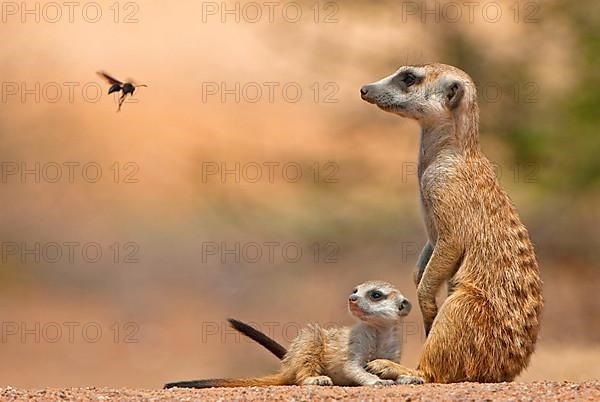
164,281,417,388
358,63,543,383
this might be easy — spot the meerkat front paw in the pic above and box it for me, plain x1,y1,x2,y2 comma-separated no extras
365,359,401,380
396,375,425,385
302,376,333,386
369,379,396,386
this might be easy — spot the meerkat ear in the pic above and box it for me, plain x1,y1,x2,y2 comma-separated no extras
445,81,464,109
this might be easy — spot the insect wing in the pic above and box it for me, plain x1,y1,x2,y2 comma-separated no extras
97,71,123,85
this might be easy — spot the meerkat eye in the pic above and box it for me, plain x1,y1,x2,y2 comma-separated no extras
403,73,416,87
370,290,384,301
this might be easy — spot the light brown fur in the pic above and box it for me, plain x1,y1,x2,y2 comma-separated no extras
360,63,543,383
165,281,416,388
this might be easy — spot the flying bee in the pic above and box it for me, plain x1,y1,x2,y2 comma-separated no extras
97,71,147,112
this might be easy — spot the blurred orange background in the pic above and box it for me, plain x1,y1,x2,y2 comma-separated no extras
0,0,598,387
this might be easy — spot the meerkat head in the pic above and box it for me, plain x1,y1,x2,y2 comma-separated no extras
360,63,477,125
348,280,411,327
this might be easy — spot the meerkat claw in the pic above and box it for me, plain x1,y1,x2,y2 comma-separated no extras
371,379,396,386
302,376,333,386
396,375,425,385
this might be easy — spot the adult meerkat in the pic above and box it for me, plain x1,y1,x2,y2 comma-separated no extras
164,281,417,388
358,63,543,383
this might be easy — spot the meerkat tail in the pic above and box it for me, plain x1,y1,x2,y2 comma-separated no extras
228,318,287,359
164,374,284,389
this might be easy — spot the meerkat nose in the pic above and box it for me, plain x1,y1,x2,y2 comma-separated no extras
360,85,377,103
399,298,411,312
360,86,372,100
349,295,359,303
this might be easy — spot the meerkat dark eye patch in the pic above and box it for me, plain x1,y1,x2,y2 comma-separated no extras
403,73,416,86
369,290,386,301
445,81,464,109
392,70,423,89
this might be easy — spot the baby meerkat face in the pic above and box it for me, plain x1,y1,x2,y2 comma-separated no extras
360,63,474,123
348,280,411,326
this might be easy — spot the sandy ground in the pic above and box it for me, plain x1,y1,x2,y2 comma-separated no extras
1,382,599,401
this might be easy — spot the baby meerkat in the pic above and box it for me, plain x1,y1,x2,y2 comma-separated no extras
164,280,414,388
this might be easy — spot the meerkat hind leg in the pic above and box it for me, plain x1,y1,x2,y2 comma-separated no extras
292,339,330,385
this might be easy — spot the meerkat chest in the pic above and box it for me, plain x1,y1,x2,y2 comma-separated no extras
352,326,399,362
419,157,460,240
362,332,381,362
420,158,459,194
374,330,400,361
